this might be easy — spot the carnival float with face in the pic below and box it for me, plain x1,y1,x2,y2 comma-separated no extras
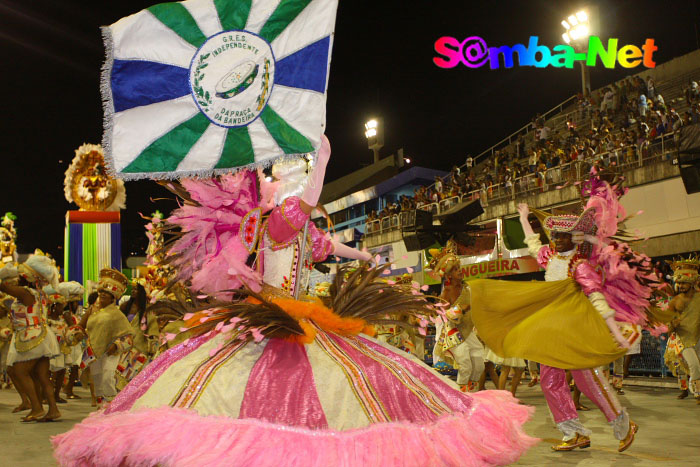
64,144,126,212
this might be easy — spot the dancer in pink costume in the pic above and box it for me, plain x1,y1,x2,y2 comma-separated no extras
470,169,665,453
518,201,636,452
53,136,537,467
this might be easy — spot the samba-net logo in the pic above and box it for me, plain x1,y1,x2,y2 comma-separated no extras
434,36,657,69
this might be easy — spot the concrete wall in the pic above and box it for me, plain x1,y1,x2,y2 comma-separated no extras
622,177,700,239
362,229,403,249
475,160,682,223
631,230,700,257
632,48,700,85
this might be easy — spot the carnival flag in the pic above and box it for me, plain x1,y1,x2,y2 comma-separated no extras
102,0,338,180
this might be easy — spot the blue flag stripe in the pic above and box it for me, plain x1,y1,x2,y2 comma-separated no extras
274,36,331,94
112,60,191,113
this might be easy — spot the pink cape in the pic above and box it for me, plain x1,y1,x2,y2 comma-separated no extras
52,390,537,467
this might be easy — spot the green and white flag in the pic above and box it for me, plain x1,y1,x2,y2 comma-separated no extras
102,0,338,180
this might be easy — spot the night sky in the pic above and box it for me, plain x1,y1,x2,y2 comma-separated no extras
1,0,698,262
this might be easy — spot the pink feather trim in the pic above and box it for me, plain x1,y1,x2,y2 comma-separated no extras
167,171,263,298
574,170,663,333
53,391,537,467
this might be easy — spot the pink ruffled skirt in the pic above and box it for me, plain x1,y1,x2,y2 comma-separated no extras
52,329,537,466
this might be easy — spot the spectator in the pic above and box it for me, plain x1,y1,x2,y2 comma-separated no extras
434,176,443,195
655,93,666,113
691,103,700,123
601,87,614,115
688,79,699,103
528,149,538,173
671,110,683,132
646,76,655,100
639,93,648,117
516,135,526,159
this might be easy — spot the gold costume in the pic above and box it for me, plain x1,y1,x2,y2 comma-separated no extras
435,286,474,365
675,294,700,348
469,278,626,370
86,304,133,359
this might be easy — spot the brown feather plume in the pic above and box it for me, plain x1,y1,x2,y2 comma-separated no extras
329,262,433,324
179,289,305,341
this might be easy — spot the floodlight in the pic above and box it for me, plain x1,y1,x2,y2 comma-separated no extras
562,32,571,43
567,15,578,26
561,20,570,30
576,11,588,22
365,128,377,138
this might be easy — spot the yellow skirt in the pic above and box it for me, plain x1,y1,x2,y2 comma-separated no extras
469,278,626,370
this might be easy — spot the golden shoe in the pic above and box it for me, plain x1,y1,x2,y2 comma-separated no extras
618,420,638,452
551,434,591,451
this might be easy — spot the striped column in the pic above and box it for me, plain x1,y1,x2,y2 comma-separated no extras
64,211,122,302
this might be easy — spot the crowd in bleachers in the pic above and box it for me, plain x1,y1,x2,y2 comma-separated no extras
365,73,700,232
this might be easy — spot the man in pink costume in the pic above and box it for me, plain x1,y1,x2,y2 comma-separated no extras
518,202,637,452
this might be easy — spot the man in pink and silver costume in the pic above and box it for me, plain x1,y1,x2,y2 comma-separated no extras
470,170,663,455
518,202,637,452
53,135,537,467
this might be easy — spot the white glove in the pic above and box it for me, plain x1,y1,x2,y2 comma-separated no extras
588,292,615,319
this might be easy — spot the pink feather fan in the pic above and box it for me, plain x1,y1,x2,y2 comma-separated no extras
575,168,665,333
167,170,264,298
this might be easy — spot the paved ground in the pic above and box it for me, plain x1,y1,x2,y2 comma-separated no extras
1,382,698,466
514,382,700,466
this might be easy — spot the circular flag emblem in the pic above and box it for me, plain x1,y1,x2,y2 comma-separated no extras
189,30,275,128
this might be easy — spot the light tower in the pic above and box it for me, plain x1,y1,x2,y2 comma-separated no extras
364,118,384,163
561,9,591,96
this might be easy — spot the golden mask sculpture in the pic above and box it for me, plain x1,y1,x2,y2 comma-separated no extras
0,213,17,264
144,211,174,297
64,144,126,211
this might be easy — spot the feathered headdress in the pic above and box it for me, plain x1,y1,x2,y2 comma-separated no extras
18,250,59,288
572,168,664,334
667,255,700,284
427,240,459,280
